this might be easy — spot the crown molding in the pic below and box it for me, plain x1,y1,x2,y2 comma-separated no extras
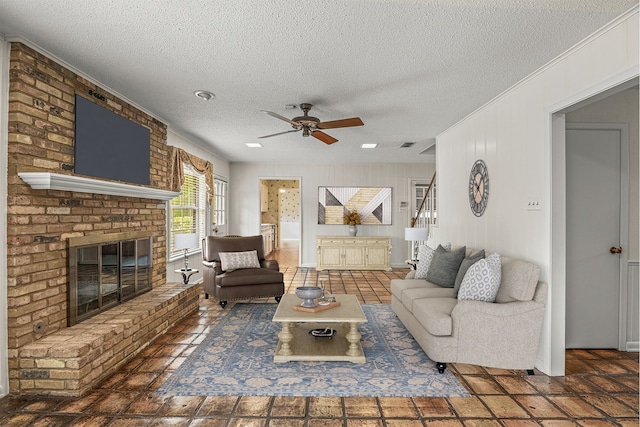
18,172,180,201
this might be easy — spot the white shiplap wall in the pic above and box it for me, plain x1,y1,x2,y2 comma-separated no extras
434,9,638,375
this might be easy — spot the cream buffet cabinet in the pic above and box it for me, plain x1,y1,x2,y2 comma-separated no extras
316,236,392,271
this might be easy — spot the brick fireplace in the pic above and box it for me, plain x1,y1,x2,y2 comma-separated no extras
6,43,194,395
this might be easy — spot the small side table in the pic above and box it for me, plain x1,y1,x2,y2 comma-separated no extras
405,260,418,270
175,268,198,284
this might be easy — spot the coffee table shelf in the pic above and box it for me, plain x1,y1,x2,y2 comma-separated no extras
272,294,367,363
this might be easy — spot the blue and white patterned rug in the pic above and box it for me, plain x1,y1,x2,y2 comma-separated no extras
159,303,470,397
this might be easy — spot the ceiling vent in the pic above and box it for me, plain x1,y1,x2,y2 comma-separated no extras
400,142,415,148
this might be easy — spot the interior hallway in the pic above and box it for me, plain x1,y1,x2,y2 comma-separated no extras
0,248,638,425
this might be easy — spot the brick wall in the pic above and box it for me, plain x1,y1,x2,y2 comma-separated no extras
6,43,173,393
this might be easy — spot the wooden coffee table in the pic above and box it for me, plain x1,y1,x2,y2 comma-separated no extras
272,294,367,363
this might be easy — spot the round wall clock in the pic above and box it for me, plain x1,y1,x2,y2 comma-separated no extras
469,159,489,216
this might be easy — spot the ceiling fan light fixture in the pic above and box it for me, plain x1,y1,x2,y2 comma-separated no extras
194,90,215,101
362,143,378,149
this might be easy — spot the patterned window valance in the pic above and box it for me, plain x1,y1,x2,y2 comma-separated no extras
169,146,214,203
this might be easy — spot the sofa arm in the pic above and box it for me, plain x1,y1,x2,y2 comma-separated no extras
450,299,546,370
261,259,280,271
201,261,218,298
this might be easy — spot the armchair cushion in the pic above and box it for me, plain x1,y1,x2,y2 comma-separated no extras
219,250,260,271
216,268,284,287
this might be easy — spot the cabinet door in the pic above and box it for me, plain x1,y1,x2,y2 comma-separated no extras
343,246,366,268
365,246,389,269
319,246,343,269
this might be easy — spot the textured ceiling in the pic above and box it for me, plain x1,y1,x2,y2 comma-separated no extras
0,1,636,164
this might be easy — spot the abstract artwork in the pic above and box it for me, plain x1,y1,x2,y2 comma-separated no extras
318,186,392,225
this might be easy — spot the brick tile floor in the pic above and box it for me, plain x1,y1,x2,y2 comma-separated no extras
0,246,637,426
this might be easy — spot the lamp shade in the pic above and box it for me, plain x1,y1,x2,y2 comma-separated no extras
404,227,429,242
174,233,199,249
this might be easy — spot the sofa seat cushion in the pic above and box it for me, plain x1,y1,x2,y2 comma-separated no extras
216,268,283,287
402,286,456,311
390,278,430,299
412,297,458,336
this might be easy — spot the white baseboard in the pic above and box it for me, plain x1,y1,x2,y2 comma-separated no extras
626,342,639,352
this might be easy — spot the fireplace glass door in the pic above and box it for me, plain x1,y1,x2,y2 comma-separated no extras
70,237,153,325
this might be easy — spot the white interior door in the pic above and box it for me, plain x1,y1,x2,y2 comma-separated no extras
566,128,621,349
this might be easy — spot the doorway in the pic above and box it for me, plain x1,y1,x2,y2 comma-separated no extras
259,178,301,267
550,78,638,375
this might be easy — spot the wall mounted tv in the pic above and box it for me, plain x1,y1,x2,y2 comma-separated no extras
74,95,151,186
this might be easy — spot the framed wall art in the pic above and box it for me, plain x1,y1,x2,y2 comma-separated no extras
318,186,392,225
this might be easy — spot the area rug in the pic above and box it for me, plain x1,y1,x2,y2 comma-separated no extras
159,303,470,397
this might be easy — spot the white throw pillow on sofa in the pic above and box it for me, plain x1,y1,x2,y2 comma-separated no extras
219,250,261,272
415,242,451,279
458,252,502,302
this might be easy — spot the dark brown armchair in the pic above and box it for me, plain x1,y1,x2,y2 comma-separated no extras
202,235,284,308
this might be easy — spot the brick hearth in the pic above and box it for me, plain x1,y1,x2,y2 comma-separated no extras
17,282,198,397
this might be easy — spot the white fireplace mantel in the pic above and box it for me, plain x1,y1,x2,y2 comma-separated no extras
18,172,181,201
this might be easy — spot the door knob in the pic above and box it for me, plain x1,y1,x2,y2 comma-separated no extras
610,246,622,254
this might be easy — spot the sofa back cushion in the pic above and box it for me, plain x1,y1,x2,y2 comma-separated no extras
426,245,466,287
495,257,541,302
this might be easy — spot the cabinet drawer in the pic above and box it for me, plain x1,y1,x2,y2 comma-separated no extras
318,239,345,245
342,239,361,245
367,239,389,245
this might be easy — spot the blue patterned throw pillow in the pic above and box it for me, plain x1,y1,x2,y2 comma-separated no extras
457,252,502,302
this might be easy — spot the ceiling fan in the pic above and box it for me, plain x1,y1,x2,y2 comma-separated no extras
259,103,364,145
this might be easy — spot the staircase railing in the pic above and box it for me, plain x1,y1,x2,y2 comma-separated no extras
410,171,436,228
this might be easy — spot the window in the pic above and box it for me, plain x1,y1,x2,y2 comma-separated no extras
213,177,227,228
169,164,207,259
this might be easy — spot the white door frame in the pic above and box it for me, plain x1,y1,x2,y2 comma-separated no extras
565,123,629,350
547,70,637,375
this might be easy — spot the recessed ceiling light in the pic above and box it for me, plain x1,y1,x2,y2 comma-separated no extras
361,143,378,149
194,90,215,101
246,142,263,148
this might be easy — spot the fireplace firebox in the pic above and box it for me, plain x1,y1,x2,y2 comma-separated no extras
68,232,153,326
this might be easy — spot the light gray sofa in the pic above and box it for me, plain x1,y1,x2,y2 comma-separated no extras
390,246,548,374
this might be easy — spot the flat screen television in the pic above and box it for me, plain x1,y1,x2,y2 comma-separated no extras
74,95,151,186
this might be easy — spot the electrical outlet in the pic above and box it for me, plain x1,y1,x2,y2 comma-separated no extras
527,200,541,211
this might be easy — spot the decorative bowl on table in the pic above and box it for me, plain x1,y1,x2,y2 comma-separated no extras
295,286,323,307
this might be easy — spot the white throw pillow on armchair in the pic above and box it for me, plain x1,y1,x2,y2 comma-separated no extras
219,250,261,272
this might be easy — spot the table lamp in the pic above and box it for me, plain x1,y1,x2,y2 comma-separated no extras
174,233,199,271
404,227,429,261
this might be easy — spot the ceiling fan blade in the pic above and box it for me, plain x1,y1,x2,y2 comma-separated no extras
261,110,300,127
312,131,338,145
258,129,300,138
317,117,364,129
